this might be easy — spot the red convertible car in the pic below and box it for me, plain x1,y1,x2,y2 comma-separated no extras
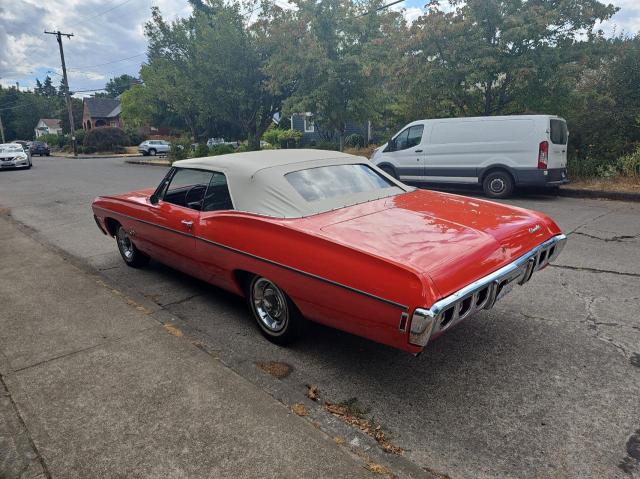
92,149,566,354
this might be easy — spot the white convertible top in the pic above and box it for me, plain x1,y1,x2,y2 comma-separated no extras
174,149,410,218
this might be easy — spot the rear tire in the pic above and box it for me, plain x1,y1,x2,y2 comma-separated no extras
247,275,303,346
116,225,150,268
482,170,514,199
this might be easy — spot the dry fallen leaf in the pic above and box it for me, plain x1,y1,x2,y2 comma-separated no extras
291,403,308,416
163,323,183,337
324,400,404,456
365,462,391,475
334,436,346,445
305,384,319,401
255,361,292,379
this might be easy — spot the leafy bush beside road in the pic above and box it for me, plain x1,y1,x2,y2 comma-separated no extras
83,127,129,152
262,128,303,149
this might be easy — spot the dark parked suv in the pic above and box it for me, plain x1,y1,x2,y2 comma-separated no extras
30,141,50,156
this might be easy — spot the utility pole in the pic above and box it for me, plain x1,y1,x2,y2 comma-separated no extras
45,30,77,157
0,113,5,143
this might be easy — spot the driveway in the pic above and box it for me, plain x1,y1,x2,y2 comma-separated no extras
1,156,639,479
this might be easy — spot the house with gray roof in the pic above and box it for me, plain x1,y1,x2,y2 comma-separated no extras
82,97,122,130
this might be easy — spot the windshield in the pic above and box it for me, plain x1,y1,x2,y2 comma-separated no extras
0,144,24,153
285,164,399,202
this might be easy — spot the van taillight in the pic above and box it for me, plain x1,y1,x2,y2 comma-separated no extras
538,141,548,169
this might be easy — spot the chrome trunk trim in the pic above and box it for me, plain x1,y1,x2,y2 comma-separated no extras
409,234,567,347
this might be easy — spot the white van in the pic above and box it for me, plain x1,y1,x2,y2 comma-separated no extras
371,115,569,198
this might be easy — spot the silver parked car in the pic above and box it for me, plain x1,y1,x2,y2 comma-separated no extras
138,140,170,156
0,143,32,169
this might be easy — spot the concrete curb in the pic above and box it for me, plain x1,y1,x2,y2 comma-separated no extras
558,187,640,202
124,158,171,166
52,153,141,159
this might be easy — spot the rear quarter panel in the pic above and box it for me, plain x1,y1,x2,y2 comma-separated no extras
196,212,432,352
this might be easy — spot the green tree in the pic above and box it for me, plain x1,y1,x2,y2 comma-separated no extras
401,0,618,119
266,0,402,150
137,0,290,148
105,74,138,98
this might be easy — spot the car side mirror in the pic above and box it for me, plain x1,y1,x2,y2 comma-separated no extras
150,193,159,205
385,139,396,152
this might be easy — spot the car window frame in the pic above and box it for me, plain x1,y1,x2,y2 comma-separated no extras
201,170,235,212
154,167,235,213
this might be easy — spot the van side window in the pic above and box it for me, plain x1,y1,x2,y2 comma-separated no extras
388,125,424,152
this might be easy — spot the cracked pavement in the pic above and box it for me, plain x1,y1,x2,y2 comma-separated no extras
1,157,639,479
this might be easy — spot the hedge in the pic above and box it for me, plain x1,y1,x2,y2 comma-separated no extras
83,127,129,152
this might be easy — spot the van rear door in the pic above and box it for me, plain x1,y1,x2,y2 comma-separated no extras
548,118,568,169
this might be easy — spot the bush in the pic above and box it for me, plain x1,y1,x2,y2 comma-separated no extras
194,143,210,157
168,137,192,162
209,144,235,156
73,130,85,145
83,127,129,152
38,133,66,148
616,145,640,178
124,127,145,146
261,128,303,149
345,133,365,148
314,141,340,151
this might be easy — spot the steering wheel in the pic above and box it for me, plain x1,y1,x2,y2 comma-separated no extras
184,184,207,210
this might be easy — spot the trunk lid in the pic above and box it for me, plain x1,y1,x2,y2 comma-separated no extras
313,190,558,298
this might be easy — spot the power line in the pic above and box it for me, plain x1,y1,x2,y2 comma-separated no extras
73,0,137,27
356,0,405,18
68,52,147,71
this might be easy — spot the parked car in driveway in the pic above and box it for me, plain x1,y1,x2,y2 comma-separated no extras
138,140,170,156
0,143,32,169
92,149,566,354
372,115,569,198
29,141,50,156
207,137,239,148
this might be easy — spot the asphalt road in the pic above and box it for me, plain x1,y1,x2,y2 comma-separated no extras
1,156,639,479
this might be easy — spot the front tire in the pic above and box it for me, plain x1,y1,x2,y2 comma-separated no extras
483,170,514,199
248,276,303,345
116,226,150,268
148,148,157,156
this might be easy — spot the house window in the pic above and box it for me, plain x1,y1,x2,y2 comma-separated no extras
304,116,315,133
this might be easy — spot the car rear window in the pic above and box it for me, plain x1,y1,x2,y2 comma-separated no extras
285,164,397,202
550,119,568,145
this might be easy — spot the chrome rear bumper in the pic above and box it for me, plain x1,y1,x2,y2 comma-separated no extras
409,234,567,347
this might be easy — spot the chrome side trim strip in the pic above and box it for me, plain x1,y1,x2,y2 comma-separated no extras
93,206,409,310
409,233,567,347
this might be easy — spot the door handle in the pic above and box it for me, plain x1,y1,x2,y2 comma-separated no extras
181,220,193,229
415,149,423,153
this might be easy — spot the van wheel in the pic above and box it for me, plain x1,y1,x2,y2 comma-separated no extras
483,171,514,199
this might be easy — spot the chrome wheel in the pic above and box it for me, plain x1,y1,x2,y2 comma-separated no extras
251,278,289,334
117,227,134,261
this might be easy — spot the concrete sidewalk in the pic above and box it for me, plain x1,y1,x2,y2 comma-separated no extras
0,216,374,478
